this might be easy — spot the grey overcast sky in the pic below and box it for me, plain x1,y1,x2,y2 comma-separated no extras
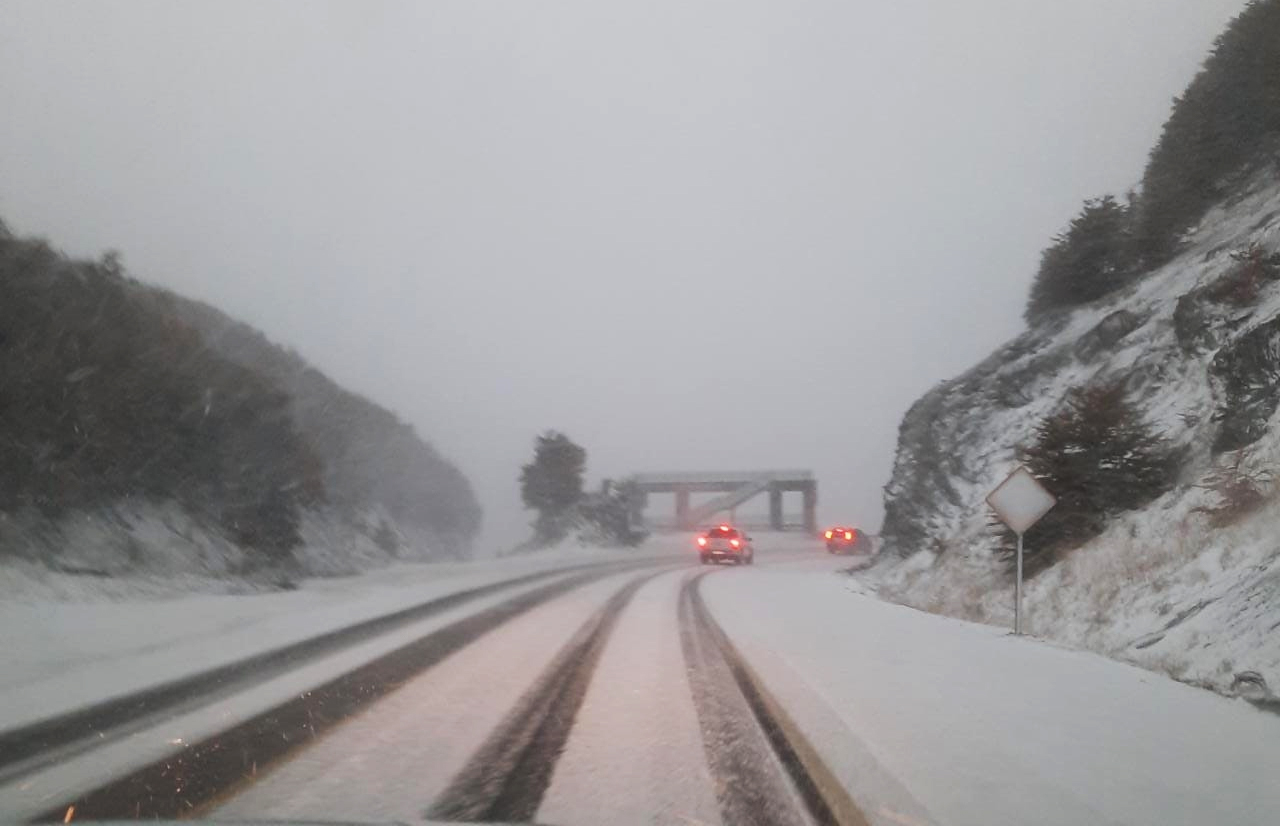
0,0,1247,547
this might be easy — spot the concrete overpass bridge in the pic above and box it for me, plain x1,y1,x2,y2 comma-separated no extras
625,470,817,533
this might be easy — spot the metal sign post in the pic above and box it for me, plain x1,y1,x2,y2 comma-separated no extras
1015,532,1024,634
986,466,1056,635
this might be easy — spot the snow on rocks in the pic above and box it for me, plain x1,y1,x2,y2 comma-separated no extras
877,171,1280,701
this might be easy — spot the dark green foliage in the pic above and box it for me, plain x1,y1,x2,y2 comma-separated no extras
1173,290,1218,354
1025,196,1139,320
1137,0,1280,262
373,519,400,554
1209,312,1280,452
0,234,322,566
168,298,482,554
520,431,586,542
1026,2,1280,318
223,488,308,564
578,479,647,547
880,377,971,556
0,221,483,570
1001,383,1181,575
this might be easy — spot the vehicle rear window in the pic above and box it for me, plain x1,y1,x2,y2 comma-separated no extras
707,527,740,538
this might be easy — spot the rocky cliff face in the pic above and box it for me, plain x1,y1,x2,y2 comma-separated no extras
875,172,1280,698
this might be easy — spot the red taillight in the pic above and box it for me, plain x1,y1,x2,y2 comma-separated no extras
730,539,741,549
824,530,833,539
697,536,708,547
845,531,853,540
719,524,730,531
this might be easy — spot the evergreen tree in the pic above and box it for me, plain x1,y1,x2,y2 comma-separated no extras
1137,0,1280,262
1005,383,1180,574
1025,196,1137,320
519,431,586,542
578,478,647,547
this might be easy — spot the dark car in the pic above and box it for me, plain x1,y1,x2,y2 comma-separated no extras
824,526,866,554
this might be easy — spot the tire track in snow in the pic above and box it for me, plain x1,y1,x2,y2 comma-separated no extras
27,562,663,823
680,570,870,826
426,568,670,823
0,558,644,786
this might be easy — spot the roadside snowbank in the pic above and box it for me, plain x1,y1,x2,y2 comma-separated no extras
704,561,1280,826
0,499,470,597
872,462,1280,702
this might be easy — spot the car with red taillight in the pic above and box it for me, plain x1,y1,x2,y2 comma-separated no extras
824,526,867,554
696,525,755,565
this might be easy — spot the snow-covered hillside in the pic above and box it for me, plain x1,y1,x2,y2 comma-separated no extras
875,170,1280,701
0,226,481,586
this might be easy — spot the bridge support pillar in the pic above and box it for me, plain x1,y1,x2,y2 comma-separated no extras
769,488,783,531
802,485,817,535
675,486,691,530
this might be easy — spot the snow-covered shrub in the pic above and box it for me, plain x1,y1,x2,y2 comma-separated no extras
1193,449,1273,527
1209,314,1280,451
1006,382,1183,575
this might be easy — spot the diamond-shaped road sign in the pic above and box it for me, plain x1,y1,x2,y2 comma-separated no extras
986,466,1056,535
987,465,1056,635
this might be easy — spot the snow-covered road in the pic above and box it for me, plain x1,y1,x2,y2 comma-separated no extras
210,537,1280,826
211,552,828,826
7,536,1279,825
